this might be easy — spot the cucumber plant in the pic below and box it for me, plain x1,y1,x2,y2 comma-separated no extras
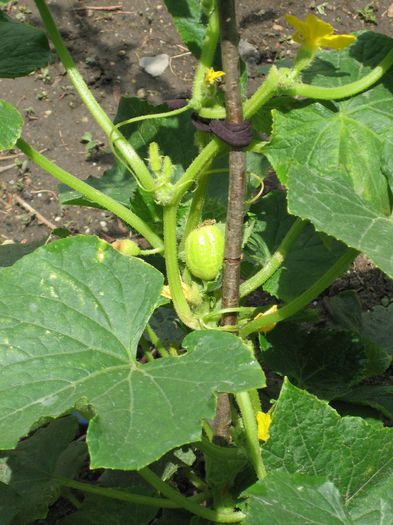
1,1,393,523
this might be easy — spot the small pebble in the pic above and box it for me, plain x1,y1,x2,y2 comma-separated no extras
139,54,169,77
136,88,147,99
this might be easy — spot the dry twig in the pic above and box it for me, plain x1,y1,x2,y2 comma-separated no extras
13,194,57,230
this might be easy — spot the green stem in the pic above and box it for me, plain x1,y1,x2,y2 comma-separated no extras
192,0,220,105
172,138,222,204
56,476,179,509
195,436,245,459
163,205,199,329
239,218,305,299
34,0,155,192
62,488,82,509
240,248,357,338
139,467,245,523
243,65,280,119
235,391,266,479
179,168,210,252
17,138,164,250
145,323,170,358
286,48,393,100
139,336,155,362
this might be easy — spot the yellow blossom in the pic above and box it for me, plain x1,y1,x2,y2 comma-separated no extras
256,411,271,442
285,13,356,51
254,304,278,334
204,67,225,86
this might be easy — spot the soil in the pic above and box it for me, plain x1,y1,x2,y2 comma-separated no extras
1,1,393,523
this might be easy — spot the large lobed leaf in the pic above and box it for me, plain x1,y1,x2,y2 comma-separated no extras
264,382,393,513
263,31,393,278
244,472,353,525
0,236,264,469
0,12,50,78
245,382,393,524
262,323,369,400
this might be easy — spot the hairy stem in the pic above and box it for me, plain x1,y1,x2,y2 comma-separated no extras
145,323,170,358
192,0,221,105
139,467,245,523
34,0,155,192
163,205,199,329
239,218,305,299
235,391,266,479
239,248,357,337
56,476,179,509
285,48,393,100
17,138,164,250
179,168,211,252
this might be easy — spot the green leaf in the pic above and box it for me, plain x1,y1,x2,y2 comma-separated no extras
0,13,50,78
263,323,368,399
162,0,206,58
244,191,348,301
59,471,158,525
244,472,353,525
156,509,192,525
325,292,392,376
350,477,393,524
0,238,46,267
262,33,393,278
205,451,248,493
263,381,393,513
324,291,363,333
148,305,188,349
59,163,137,208
265,95,391,215
285,165,393,279
0,417,80,524
0,237,263,469
0,100,23,151
0,483,21,525
338,385,393,421
362,303,393,358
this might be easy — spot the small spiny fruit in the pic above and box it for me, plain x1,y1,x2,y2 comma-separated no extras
185,223,224,281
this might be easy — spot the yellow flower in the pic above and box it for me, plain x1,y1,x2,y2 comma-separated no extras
204,67,225,86
254,304,278,334
285,13,356,51
257,411,272,442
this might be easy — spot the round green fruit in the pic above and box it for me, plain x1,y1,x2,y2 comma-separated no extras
185,224,224,281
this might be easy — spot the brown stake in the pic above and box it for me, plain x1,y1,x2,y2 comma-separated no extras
213,0,248,445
